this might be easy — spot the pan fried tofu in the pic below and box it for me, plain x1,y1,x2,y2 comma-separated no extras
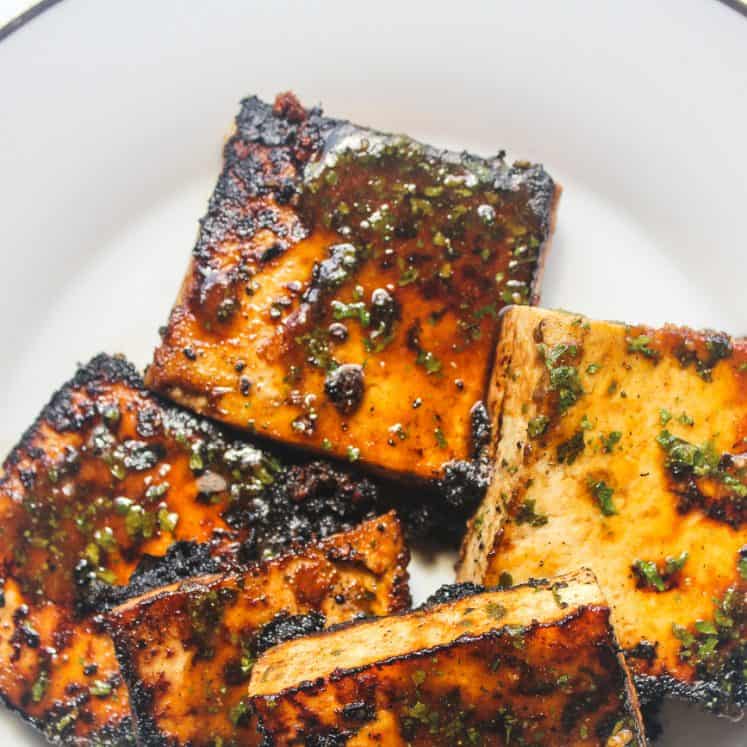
250,569,645,746
106,512,409,746
146,92,559,481
459,306,747,714
0,354,385,744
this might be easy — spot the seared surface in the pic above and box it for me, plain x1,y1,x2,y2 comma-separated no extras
107,513,408,746
459,307,747,714
0,354,386,743
250,570,645,746
146,93,559,482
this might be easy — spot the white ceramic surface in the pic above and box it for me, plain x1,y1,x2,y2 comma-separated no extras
1,0,745,743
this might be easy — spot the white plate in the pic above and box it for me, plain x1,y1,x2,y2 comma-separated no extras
1,0,746,743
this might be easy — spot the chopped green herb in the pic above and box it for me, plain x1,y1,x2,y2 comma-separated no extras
601,431,622,453
587,480,617,516
397,261,419,287
434,427,448,449
89,680,113,698
695,620,718,636
632,552,687,592
626,334,659,361
157,507,179,534
538,343,583,413
416,350,442,375
556,430,585,465
586,363,601,375
189,446,204,471
633,559,666,592
229,698,251,726
347,445,361,462
659,409,672,425
656,431,747,496
331,300,370,327
527,415,549,439
515,499,548,527
486,601,507,621
31,669,49,703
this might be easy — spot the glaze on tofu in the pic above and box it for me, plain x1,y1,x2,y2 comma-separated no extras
146,92,559,483
250,569,645,746
459,306,747,715
106,513,409,746
0,354,385,743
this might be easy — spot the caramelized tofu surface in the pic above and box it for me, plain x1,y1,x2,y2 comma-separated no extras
459,307,747,714
107,513,408,746
250,570,644,746
0,355,383,743
146,93,559,481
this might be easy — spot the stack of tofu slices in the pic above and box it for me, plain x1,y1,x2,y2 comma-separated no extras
1,93,743,746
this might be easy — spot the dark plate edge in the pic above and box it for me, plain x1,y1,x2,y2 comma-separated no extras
0,0,744,47
0,0,66,44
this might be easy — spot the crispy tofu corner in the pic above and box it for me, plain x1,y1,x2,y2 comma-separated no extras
250,569,645,746
106,513,409,746
146,93,560,481
459,306,747,714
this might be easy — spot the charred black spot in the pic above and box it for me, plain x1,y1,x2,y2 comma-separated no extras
469,400,491,458
324,364,365,415
301,243,360,317
625,640,658,664
674,330,733,382
304,731,350,747
135,406,162,439
253,611,326,656
328,322,349,343
436,458,490,514
422,582,484,609
74,543,221,617
341,701,375,723
260,241,288,264
369,288,399,336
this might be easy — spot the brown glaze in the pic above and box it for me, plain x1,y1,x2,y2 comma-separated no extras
250,570,645,746
107,513,409,747
0,354,392,743
146,93,559,481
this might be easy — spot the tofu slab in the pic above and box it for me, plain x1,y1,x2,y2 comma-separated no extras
250,570,645,746
106,512,408,746
0,355,386,744
146,93,559,482
459,306,747,714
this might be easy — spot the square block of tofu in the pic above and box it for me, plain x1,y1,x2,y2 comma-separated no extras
250,569,645,746
459,306,747,715
106,513,409,746
0,354,391,743
146,93,559,481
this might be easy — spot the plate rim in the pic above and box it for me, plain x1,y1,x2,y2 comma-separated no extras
1,0,744,47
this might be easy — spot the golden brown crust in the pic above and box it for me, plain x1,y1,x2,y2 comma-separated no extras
250,570,645,746
459,306,747,714
106,513,409,747
146,93,559,481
